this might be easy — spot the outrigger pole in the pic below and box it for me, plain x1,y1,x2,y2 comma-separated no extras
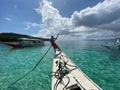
8,34,59,88
8,46,51,88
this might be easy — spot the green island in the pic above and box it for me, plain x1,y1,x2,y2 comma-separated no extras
0,33,50,42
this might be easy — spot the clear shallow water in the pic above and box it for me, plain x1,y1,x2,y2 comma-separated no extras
0,40,120,90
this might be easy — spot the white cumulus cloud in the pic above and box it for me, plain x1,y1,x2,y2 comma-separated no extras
24,22,40,30
34,0,72,38
4,17,12,22
34,0,120,40
71,0,120,27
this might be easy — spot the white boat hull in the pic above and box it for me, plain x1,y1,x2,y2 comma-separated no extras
52,50,102,90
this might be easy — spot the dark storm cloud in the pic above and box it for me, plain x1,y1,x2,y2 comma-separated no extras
98,19,120,32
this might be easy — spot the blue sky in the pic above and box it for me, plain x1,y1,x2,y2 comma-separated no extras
52,0,103,17
0,0,41,35
0,0,120,39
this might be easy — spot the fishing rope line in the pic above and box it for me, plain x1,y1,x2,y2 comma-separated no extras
8,34,59,89
8,45,51,88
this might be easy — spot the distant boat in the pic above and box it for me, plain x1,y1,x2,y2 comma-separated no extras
52,49,102,90
103,38,120,50
0,38,45,48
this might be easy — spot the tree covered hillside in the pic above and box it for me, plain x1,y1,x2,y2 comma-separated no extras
0,33,50,42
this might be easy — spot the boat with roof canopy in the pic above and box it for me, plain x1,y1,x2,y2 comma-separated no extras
103,37,120,50
7,35,102,90
0,38,44,48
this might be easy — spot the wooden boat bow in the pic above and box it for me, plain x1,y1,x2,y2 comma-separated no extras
52,49,102,90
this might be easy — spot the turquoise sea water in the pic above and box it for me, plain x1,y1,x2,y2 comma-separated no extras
0,40,120,90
